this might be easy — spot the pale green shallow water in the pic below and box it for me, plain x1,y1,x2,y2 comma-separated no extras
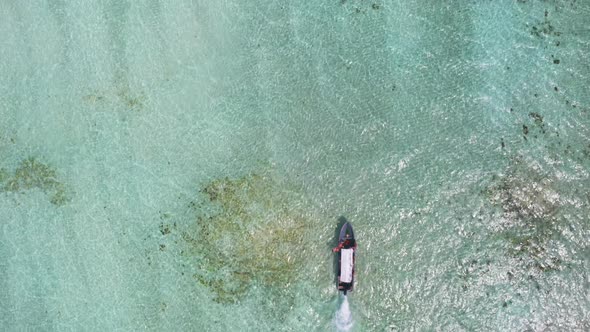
1,1,589,331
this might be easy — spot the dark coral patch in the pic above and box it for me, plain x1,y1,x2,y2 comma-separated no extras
1,157,69,205
181,173,312,303
485,157,565,272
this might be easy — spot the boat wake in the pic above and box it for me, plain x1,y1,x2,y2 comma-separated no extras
334,294,354,332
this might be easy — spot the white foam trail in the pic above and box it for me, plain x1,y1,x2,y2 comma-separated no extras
334,295,354,332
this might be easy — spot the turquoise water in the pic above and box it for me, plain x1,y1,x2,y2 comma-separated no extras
1,1,589,331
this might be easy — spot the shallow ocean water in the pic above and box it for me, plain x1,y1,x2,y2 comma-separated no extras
0,1,589,331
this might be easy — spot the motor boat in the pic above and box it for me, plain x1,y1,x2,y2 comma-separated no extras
333,221,356,295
